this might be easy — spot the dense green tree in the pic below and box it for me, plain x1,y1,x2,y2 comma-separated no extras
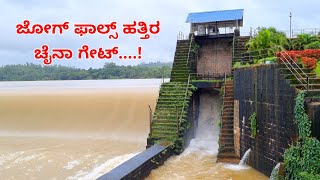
0,62,172,81
292,33,319,50
246,27,289,53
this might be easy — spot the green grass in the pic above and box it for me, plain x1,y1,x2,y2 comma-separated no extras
233,56,276,69
315,61,320,77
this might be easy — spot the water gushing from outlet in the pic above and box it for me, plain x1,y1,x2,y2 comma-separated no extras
239,148,251,165
269,163,281,180
148,92,268,179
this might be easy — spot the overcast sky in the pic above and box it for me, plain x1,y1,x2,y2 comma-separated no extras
0,0,319,69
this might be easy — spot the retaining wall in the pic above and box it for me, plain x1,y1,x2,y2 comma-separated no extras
98,143,173,180
233,64,298,176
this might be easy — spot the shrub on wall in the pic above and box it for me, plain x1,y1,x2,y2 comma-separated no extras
292,33,319,50
301,57,317,70
249,112,257,138
283,91,320,179
276,49,320,70
246,27,288,52
279,49,320,59
305,41,320,50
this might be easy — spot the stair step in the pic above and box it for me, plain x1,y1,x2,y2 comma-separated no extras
156,102,186,106
174,55,189,59
222,115,234,118
152,126,177,131
173,62,189,66
151,129,177,135
154,114,186,119
152,121,177,126
156,104,187,109
291,84,320,90
217,152,238,159
221,124,234,128
157,98,187,102
279,68,312,74
224,105,234,109
224,97,234,101
287,78,320,85
219,138,235,143
220,133,234,138
149,134,176,140
281,73,317,79
219,146,236,151
224,100,234,104
154,109,186,114
222,119,234,123
219,143,235,148
156,106,189,109
220,129,234,134
306,90,320,97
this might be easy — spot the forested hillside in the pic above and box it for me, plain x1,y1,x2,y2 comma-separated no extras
0,62,172,81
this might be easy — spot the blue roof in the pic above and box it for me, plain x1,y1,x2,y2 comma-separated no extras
186,9,244,23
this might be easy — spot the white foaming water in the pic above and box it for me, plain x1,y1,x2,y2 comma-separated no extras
147,92,269,180
223,164,251,171
223,148,251,171
0,147,47,168
67,152,139,180
11,154,44,165
182,93,220,156
240,148,251,165
270,163,281,180
63,160,81,170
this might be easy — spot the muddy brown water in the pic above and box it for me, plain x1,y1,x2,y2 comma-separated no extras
0,80,267,179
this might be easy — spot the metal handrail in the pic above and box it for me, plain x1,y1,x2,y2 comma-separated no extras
221,73,227,128
245,27,320,38
240,47,310,91
177,74,190,137
179,74,190,122
240,47,279,63
148,105,153,136
177,31,189,40
186,34,195,66
241,48,276,56
189,72,227,81
176,33,194,136
279,51,310,91
232,33,235,60
283,51,309,80
280,56,306,87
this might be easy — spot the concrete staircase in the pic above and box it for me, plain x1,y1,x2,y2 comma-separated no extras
217,80,239,163
278,63,320,97
147,37,196,153
148,82,193,142
233,36,250,63
170,40,191,82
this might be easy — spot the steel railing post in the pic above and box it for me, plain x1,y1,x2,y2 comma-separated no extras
307,76,309,92
148,105,152,135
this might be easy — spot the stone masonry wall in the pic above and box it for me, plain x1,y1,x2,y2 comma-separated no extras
196,37,233,75
233,64,298,176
